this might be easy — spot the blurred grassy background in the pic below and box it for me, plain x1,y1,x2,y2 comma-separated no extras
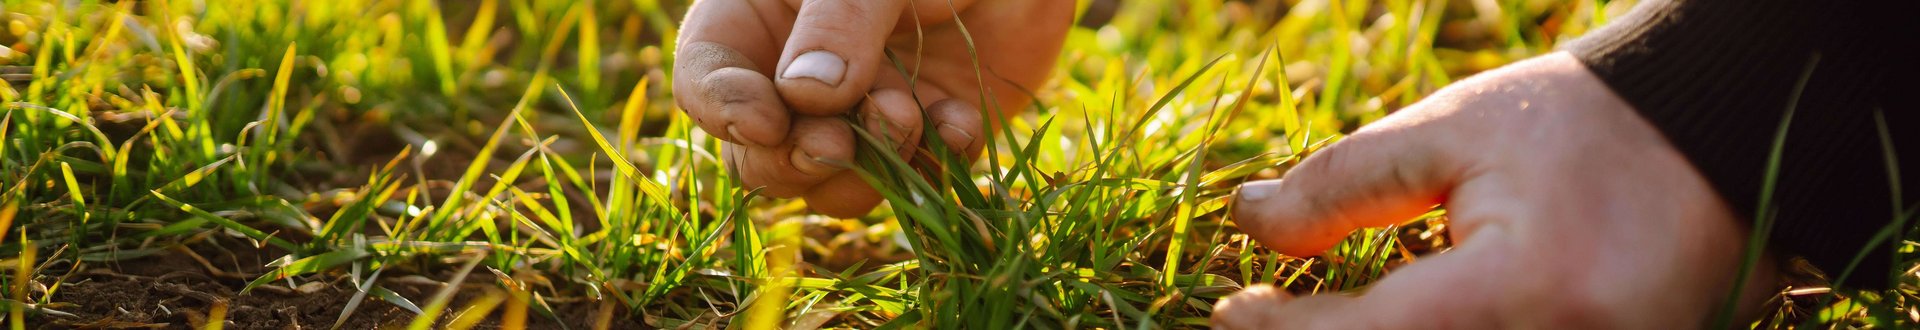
0,0,1910,328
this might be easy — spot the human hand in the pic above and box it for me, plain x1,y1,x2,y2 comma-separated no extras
672,0,1072,217
1213,53,1780,328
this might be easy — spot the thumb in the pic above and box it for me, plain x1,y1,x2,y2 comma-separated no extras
775,0,913,116
1230,117,1464,257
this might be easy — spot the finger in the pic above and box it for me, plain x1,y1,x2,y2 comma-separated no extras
724,143,806,198
674,0,791,146
674,35,791,145
774,0,912,116
924,98,984,162
789,115,856,177
728,116,854,198
687,65,790,146
1230,115,1462,257
910,0,1073,113
1209,285,1291,330
728,142,824,199
860,88,924,155
1211,242,1507,329
803,172,884,218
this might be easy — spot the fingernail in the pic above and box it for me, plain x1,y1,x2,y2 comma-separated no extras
1237,180,1280,202
861,112,886,134
861,117,896,147
727,125,756,147
790,148,843,176
938,123,974,151
783,50,846,86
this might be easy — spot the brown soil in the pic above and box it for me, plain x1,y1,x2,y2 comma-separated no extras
32,239,646,329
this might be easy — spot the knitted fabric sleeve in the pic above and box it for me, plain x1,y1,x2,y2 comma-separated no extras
1564,0,1919,288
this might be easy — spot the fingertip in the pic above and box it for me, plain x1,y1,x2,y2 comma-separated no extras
804,173,884,218
1228,181,1272,238
781,50,846,87
935,123,978,159
1231,179,1338,257
776,54,865,116
1213,284,1290,329
774,0,909,116
732,118,851,199
861,89,924,155
1230,125,1460,257
697,67,790,147
731,143,817,199
926,99,984,161
723,144,776,197
789,117,855,177
789,147,844,177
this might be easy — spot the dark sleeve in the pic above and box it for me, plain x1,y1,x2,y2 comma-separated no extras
1565,0,1918,289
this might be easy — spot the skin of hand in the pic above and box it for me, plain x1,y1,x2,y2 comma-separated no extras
672,0,1073,217
1214,53,1782,328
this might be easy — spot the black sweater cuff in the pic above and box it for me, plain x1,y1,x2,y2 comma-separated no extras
1565,0,1918,288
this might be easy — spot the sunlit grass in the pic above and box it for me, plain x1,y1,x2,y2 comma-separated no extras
0,0,1910,328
